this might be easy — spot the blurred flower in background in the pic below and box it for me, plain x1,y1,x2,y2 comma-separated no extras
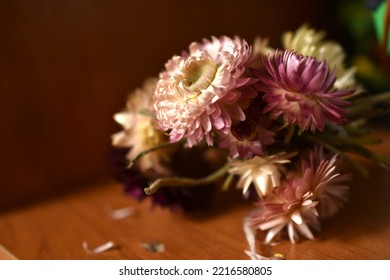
337,0,390,93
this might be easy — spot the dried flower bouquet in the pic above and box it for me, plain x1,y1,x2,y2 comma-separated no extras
110,25,390,257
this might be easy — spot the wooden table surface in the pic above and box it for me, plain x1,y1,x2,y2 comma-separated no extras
1,127,390,260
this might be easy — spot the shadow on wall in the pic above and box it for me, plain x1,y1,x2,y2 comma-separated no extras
0,0,338,210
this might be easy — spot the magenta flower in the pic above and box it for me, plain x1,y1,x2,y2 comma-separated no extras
257,50,354,132
153,36,258,147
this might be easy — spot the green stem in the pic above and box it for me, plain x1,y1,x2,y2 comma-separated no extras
283,125,295,145
127,141,175,168
221,173,234,191
316,134,382,146
144,163,229,195
346,91,390,120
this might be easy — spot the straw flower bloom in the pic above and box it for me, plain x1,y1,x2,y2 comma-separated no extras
228,152,296,197
249,176,320,244
258,50,354,132
248,147,349,244
282,24,357,90
108,24,390,258
153,36,258,147
305,147,350,219
112,78,171,175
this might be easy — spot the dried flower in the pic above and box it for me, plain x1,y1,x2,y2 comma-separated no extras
218,119,275,159
108,147,216,211
218,100,276,159
257,50,354,132
305,147,350,219
282,24,357,90
109,26,390,257
153,36,258,147
248,147,349,244
112,78,171,175
228,152,296,197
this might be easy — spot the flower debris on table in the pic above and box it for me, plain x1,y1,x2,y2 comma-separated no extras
140,242,165,253
82,241,117,254
105,205,135,220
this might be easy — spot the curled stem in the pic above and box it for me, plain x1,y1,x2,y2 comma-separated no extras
127,141,175,169
144,163,229,195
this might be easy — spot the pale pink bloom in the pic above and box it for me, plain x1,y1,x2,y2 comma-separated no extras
249,176,320,244
112,78,171,175
153,36,258,147
247,147,349,244
257,50,354,132
228,152,297,197
243,217,285,260
305,147,350,219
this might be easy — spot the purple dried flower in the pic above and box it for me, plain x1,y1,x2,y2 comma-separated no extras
257,50,354,132
108,147,216,212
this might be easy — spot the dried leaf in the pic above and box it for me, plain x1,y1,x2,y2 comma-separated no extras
140,242,165,253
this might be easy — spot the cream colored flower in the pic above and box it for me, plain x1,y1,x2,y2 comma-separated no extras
228,152,297,197
282,24,357,90
250,36,274,68
112,78,170,175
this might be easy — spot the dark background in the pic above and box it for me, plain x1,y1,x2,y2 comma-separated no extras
0,0,348,210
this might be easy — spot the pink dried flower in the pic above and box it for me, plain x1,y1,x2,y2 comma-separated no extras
153,36,258,147
249,176,320,244
306,147,350,219
257,50,354,132
282,24,357,90
248,147,349,244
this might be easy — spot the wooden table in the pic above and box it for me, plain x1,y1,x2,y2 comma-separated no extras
1,127,390,260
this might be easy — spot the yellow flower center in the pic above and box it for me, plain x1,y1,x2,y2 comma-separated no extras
137,117,164,148
182,59,217,97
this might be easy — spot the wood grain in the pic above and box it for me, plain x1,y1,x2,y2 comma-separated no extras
0,127,389,260
0,245,17,260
